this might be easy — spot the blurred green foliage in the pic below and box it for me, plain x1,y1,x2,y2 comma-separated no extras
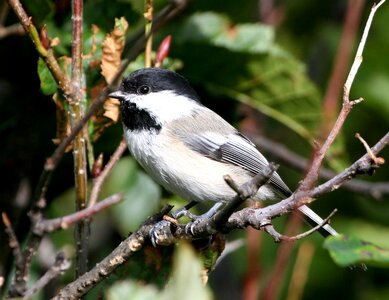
1,0,389,299
324,234,389,268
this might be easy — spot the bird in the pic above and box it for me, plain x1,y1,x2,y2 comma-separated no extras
109,67,338,244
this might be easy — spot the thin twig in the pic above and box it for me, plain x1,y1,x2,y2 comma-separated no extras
215,164,278,228
298,0,385,192
355,133,385,166
228,132,389,233
23,252,71,300
2,213,23,266
0,23,24,39
321,0,365,137
248,134,389,199
36,193,123,234
9,198,47,297
277,209,338,242
88,139,128,207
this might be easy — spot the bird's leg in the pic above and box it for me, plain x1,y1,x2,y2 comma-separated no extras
170,200,198,219
185,202,224,235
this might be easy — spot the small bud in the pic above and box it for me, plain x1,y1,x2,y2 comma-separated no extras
155,35,171,68
92,153,104,178
40,24,50,50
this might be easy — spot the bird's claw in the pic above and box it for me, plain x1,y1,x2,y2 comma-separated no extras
149,220,176,246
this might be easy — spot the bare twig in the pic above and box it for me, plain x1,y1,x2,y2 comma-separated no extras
248,134,389,198
298,0,385,192
88,139,128,207
35,193,123,234
2,213,23,266
7,193,122,297
262,209,337,244
228,132,388,233
9,198,47,297
322,0,365,136
355,133,385,166
23,252,71,300
265,209,338,242
214,164,278,228
0,23,24,39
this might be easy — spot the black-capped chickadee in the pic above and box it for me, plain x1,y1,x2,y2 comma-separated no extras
109,68,338,240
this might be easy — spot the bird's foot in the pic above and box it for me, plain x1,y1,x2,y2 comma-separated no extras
185,202,224,236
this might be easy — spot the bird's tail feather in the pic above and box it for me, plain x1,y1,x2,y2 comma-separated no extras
298,205,338,237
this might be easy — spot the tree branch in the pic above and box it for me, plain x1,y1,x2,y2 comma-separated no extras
53,205,173,300
35,193,123,234
88,139,127,208
298,0,385,192
53,132,387,299
23,252,71,300
69,0,89,277
247,134,389,199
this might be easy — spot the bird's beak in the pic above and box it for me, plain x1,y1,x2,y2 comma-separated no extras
108,90,126,100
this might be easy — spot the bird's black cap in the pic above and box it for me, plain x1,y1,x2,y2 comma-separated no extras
119,68,200,102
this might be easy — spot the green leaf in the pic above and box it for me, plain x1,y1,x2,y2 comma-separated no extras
324,234,389,268
105,280,159,300
214,23,274,54
176,12,274,54
37,58,58,95
160,243,213,300
170,12,322,142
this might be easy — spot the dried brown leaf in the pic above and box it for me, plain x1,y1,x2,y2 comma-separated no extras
101,17,128,84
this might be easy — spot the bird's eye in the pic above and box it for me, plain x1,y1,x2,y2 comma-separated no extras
138,85,150,95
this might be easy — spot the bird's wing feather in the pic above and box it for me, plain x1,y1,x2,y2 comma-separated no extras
183,131,292,197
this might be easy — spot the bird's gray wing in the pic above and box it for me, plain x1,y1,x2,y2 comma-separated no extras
183,131,292,197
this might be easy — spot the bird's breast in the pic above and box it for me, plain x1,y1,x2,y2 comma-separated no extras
123,127,275,202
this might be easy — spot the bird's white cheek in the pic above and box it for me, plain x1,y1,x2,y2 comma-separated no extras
132,91,199,124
